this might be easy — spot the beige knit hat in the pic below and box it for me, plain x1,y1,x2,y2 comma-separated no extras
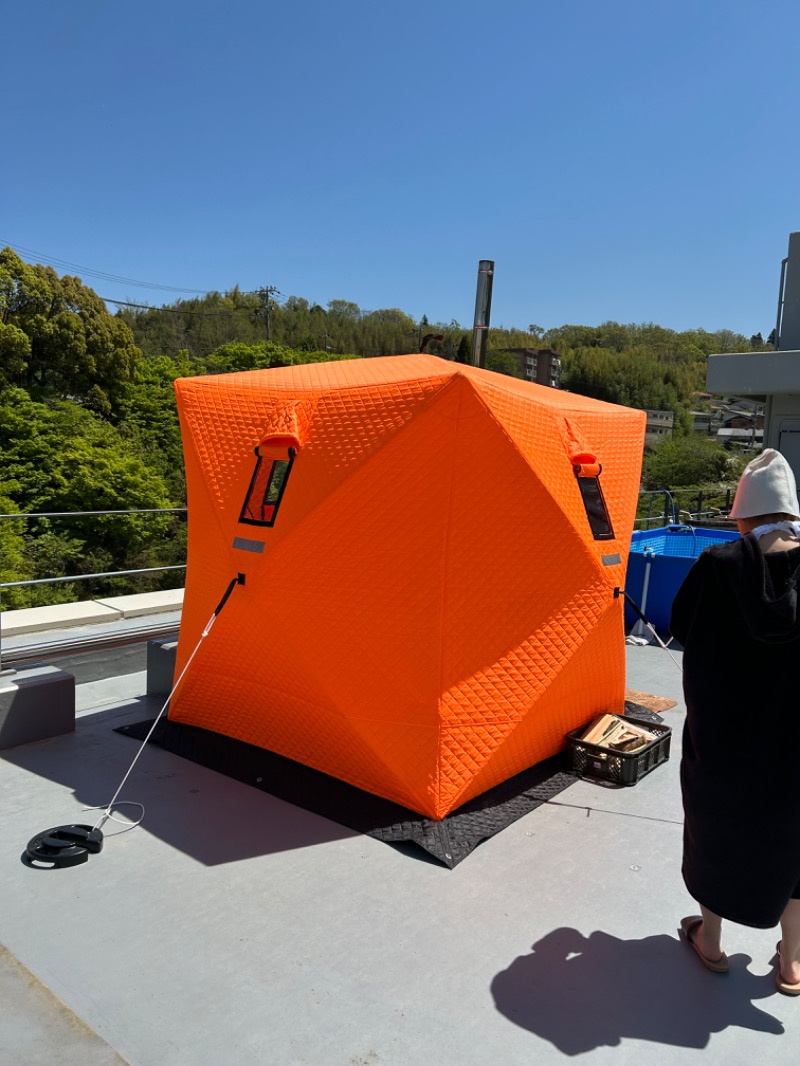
729,448,800,519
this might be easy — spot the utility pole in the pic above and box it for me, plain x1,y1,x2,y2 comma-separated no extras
256,286,280,342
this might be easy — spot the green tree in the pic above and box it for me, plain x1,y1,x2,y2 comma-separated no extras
0,321,30,385
455,334,472,364
642,435,734,489
116,354,189,501
486,350,524,378
0,387,175,601
0,490,31,609
327,300,361,320
0,247,140,413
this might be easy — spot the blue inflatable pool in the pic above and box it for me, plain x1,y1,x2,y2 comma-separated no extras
624,525,740,634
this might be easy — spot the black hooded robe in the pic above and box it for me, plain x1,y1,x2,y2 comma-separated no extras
670,534,800,928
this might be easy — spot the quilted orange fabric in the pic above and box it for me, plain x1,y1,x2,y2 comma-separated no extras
171,355,646,818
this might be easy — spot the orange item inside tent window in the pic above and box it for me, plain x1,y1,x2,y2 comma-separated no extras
239,436,298,528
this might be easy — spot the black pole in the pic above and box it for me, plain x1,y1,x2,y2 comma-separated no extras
471,260,494,368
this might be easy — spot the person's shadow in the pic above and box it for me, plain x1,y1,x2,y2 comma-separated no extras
491,927,783,1054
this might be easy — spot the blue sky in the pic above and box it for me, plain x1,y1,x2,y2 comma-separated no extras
4,0,799,338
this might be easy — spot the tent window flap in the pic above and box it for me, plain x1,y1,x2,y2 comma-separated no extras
239,445,296,527
574,464,615,541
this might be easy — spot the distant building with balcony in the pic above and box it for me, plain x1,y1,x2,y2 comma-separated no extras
693,411,715,434
716,426,764,449
644,409,674,447
501,348,562,388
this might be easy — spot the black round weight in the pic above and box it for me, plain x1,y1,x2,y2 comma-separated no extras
26,824,104,868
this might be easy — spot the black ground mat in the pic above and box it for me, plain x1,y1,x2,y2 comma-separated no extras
115,716,580,868
115,702,662,866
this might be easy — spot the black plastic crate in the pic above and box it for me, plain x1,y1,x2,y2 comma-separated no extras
567,713,672,786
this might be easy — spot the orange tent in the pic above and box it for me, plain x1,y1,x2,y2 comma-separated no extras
171,355,646,818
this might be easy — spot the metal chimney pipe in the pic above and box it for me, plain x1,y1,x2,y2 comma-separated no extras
776,233,800,351
471,260,494,368
776,256,788,350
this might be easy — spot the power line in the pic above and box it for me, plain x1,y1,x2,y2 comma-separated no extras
0,240,214,295
103,297,260,318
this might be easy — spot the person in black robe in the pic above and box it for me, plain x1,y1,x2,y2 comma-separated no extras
670,449,800,994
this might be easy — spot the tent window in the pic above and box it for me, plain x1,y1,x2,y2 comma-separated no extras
574,465,615,540
239,447,296,527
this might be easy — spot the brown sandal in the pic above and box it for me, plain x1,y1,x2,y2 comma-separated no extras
679,916,729,973
775,941,800,996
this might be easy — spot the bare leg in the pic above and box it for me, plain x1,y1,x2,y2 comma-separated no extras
779,899,800,984
693,906,724,961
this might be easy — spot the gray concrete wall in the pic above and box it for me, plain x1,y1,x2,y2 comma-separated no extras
0,666,74,750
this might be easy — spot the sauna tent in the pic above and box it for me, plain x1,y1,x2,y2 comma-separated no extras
171,355,646,819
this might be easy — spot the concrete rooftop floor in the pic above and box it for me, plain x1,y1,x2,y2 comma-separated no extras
1,640,798,1065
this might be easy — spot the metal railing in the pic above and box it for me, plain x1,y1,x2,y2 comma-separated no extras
635,490,677,528
635,488,737,529
0,507,187,671
2,489,740,670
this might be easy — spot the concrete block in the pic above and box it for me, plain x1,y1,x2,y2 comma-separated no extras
0,601,122,638
96,589,185,619
147,638,178,696
0,666,75,749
